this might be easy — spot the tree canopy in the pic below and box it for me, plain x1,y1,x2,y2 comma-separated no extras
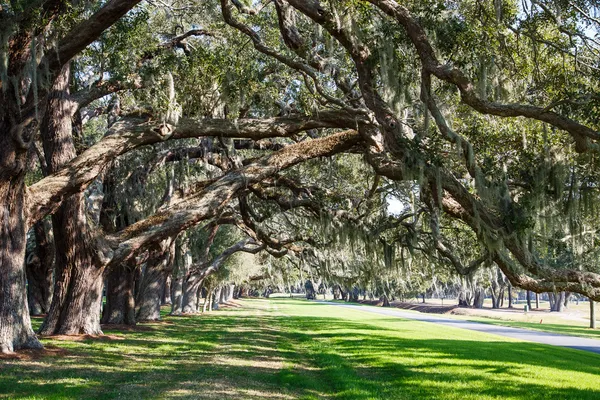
1,0,600,352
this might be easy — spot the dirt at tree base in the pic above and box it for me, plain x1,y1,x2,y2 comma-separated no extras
45,334,125,341
0,345,69,361
101,324,154,332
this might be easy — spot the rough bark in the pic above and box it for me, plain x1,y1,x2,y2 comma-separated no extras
181,277,204,314
38,65,105,336
27,112,361,223
101,259,137,325
26,221,55,315
136,240,175,321
0,169,42,352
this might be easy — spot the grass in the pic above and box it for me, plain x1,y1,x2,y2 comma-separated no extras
326,297,600,339
457,316,600,339
0,298,598,399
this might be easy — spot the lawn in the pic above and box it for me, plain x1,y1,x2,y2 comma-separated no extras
1,298,599,399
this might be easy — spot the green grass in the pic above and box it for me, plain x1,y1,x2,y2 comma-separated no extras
456,315,600,340
1,299,599,399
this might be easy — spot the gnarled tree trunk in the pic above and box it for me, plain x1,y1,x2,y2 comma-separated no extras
0,77,43,351
136,239,175,321
182,276,203,314
26,221,55,315
39,65,105,336
102,259,137,325
549,292,566,312
0,163,42,352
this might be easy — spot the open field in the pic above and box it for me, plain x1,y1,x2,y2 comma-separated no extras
1,299,599,399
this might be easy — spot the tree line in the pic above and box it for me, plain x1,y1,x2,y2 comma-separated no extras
1,0,599,353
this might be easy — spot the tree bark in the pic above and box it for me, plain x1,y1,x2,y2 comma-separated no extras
161,274,172,305
101,260,137,325
0,165,42,352
473,287,485,309
213,287,223,310
0,55,43,351
591,300,596,329
26,221,55,315
182,276,203,314
38,64,105,336
549,292,566,312
136,240,175,321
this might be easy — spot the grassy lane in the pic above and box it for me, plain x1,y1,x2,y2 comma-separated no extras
1,299,599,399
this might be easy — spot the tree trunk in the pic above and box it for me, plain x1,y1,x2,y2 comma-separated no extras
26,221,55,315
0,70,44,352
526,290,532,309
136,240,174,321
202,285,213,313
182,277,203,314
563,292,571,309
213,287,222,310
333,285,341,300
38,65,106,336
305,279,316,300
381,294,390,307
473,287,485,309
161,274,172,305
0,169,42,352
535,292,540,309
591,300,596,329
171,276,184,315
549,292,566,312
101,260,137,325
225,284,235,302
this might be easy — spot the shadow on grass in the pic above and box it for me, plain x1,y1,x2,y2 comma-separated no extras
1,300,599,399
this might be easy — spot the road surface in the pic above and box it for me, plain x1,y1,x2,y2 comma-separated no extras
320,301,600,354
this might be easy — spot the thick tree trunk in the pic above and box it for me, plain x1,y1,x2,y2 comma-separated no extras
549,292,566,312
563,292,571,309
507,284,513,308
473,287,485,309
535,292,540,309
171,276,184,315
182,277,203,314
101,260,137,325
26,221,55,315
0,69,43,351
0,172,42,352
136,240,174,321
380,294,391,307
526,290,532,309
39,65,106,336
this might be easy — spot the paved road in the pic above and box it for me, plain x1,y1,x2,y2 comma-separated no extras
320,301,600,354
